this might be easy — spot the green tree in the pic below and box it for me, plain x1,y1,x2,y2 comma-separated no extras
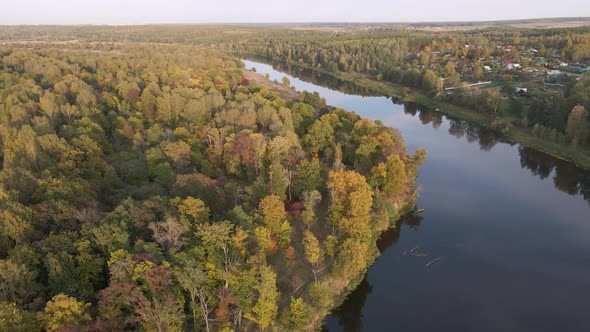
422,69,441,96
293,158,322,198
0,259,39,305
301,190,322,229
303,120,334,156
247,265,279,329
566,105,589,146
269,162,288,201
303,230,321,281
285,297,312,329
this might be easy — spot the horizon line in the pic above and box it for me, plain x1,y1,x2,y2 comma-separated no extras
1,16,590,27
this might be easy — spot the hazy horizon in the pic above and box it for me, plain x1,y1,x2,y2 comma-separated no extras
1,0,589,25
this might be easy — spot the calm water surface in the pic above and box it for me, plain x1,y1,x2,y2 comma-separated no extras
242,60,590,332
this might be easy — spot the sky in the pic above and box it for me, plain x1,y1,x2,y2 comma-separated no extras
1,0,589,25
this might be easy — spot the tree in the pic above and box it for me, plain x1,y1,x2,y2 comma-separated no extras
303,230,321,281
164,141,192,173
0,259,39,305
130,264,184,332
247,265,279,329
301,190,322,229
174,254,213,332
566,105,589,146
0,301,39,332
282,76,291,87
259,195,291,249
293,158,322,198
43,294,91,331
268,162,288,201
285,297,312,329
369,154,408,197
481,89,502,114
327,170,373,238
196,220,238,287
0,189,31,245
149,217,188,254
422,69,441,96
176,196,210,224
303,120,334,156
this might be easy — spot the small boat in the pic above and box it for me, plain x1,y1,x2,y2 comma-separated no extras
416,208,425,213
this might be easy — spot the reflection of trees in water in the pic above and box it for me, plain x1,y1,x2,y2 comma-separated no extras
406,105,503,151
518,146,555,179
328,278,372,332
404,102,590,204
271,61,379,97
327,213,423,331
403,102,418,116
518,146,590,203
448,119,466,138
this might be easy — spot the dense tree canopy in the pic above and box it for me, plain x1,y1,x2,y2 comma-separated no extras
0,40,422,331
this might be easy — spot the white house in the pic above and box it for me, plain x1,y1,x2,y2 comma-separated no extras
547,70,562,76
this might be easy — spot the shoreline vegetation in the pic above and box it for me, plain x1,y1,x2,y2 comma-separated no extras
242,57,590,170
241,66,421,329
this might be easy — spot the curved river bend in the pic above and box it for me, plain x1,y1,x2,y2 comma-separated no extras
242,60,590,332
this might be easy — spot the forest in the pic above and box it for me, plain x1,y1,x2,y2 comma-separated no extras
0,41,425,331
1,25,588,167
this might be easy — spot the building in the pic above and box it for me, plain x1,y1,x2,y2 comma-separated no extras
514,87,531,98
546,70,562,76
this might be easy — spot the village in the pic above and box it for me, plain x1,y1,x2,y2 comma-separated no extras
427,43,590,98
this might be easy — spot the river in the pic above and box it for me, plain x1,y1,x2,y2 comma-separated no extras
242,59,590,332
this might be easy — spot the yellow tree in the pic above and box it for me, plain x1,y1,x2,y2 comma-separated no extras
43,294,91,332
259,195,291,248
303,230,321,281
369,154,408,197
327,170,373,239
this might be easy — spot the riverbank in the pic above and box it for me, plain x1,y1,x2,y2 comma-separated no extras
241,69,299,100
242,67,422,329
243,57,590,170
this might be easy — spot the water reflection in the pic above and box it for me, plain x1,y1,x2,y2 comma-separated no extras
402,104,590,202
325,213,423,332
261,58,382,97
519,146,590,200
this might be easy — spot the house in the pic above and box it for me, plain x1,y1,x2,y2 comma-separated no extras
484,66,492,72
546,70,562,76
567,67,584,74
529,48,539,54
514,87,531,98
534,59,548,66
